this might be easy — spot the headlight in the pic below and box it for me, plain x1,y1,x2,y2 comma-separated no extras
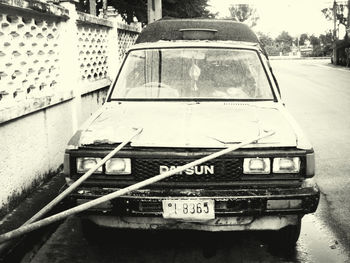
243,158,270,174
76,157,102,173
273,157,300,173
105,158,131,175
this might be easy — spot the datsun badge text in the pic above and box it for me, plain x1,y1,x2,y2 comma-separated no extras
160,165,214,175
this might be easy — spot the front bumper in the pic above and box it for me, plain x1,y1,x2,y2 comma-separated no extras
86,215,300,231
68,179,320,230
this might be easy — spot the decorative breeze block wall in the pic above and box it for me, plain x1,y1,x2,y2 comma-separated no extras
117,28,139,62
77,23,109,83
0,4,140,124
0,12,61,110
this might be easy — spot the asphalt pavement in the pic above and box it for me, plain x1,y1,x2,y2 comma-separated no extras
271,58,350,251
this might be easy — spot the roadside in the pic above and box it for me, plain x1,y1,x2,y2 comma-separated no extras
269,55,350,71
271,58,350,260
316,62,350,72
269,56,331,60
0,173,66,262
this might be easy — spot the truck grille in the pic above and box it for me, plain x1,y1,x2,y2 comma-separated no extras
133,158,242,182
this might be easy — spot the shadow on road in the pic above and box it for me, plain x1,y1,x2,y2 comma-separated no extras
28,214,349,263
78,218,298,263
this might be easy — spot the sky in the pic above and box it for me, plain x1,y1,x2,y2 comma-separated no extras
208,0,338,37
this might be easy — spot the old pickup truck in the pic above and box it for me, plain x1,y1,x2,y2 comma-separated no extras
63,19,319,247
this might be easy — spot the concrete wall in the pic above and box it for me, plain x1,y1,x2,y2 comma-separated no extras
0,0,139,214
80,89,109,125
0,101,73,210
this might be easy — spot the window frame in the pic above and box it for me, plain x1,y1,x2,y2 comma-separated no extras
107,46,278,102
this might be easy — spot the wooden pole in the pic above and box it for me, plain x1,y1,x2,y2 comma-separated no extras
25,128,143,225
0,131,274,243
0,127,142,250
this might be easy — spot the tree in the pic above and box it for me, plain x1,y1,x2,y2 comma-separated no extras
275,31,293,46
228,4,259,27
299,33,309,46
78,0,215,24
309,35,320,46
256,32,273,46
311,32,334,57
256,32,279,56
104,0,147,23
162,0,215,20
322,2,349,40
319,31,333,46
322,4,348,27
275,31,293,54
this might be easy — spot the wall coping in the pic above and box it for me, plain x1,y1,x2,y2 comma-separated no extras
77,11,113,27
0,92,74,124
0,78,111,124
81,78,111,96
0,0,69,19
117,22,142,33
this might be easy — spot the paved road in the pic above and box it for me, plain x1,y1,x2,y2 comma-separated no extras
22,59,350,263
271,59,350,251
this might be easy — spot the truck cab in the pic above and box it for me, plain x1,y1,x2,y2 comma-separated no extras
63,19,319,247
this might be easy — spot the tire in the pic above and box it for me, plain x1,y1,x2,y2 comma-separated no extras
266,219,301,254
276,223,301,247
267,219,302,250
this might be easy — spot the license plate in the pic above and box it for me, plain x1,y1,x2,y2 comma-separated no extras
162,199,215,221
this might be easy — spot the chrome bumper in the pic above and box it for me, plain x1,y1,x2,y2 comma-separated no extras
86,214,300,231
69,179,319,218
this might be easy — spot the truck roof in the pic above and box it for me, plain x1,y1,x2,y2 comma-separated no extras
135,18,260,44
129,40,261,52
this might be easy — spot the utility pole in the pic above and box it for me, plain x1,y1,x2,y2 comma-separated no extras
89,0,96,16
148,0,162,24
347,0,350,37
102,0,108,18
333,0,338,40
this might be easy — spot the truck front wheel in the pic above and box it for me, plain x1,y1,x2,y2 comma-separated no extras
268,218,302,249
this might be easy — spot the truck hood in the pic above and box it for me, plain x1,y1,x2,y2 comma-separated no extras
71,101,305,149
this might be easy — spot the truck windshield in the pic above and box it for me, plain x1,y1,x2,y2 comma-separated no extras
110,48,274,100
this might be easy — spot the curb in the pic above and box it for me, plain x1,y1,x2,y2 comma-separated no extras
269,56,331,60
0,173,66,259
